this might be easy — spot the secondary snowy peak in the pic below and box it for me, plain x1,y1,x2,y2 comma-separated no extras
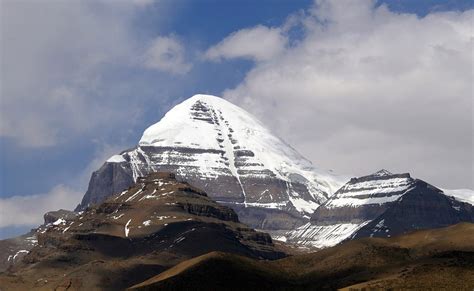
372,169,393,177
285,170,474,248
326,170,415,208
286,170,416,247
79,94,346,230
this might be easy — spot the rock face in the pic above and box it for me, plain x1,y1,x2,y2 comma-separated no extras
43,209,78,224
77,94,345,230
286,170,474,248
353,180,474,239
0,172,285,290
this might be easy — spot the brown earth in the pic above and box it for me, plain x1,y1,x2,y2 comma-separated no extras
129,223,474,290
0,172,285,290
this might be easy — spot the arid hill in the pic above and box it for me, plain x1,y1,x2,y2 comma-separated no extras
130,222,474,290
0,173,284,290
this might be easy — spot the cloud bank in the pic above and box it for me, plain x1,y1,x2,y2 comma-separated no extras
0,185,82,228
0,0,190,233
0,0,189,148
209,0,473,188
205,25,287,62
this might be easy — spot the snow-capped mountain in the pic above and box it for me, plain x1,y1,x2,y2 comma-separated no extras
78,94,345,230
286,170,474,248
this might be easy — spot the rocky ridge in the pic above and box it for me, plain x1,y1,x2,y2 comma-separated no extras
286,170,474,248
0,172,284,290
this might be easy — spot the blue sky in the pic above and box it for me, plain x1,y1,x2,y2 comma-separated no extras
1,0,472,238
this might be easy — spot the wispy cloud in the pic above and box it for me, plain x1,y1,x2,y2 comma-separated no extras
205,25,287,62
0,185,82,228
0,1,140,147
0,1,191,148
0,139,132,231
0,0,198,232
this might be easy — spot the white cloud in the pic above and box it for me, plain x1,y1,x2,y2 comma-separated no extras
142,36,192,75
205,25,287,62
0,1,185,147
0,1,138,147
220,0,473,188
0,185,82,228
0,141,129,230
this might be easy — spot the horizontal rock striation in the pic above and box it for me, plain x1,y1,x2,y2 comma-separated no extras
286,170,474,248
77,95,345,230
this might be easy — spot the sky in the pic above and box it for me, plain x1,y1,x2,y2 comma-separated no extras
0,0,472,238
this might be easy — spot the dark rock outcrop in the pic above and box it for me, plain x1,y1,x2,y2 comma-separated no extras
44,209,78,224
78,160,134,209
353,180,474,238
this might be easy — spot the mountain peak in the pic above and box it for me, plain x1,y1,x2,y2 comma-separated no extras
188,93,227,103
138,93,266,150
79,94,346,230
372,169,393,177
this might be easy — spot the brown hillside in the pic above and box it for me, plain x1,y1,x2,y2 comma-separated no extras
130,223,474,290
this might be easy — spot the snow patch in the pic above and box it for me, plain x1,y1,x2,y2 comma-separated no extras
227,201,287,210
272,235,287,242
125,189,144,202
107,154,126,163
52,218,66,226
372,169,392,176
326,194,404,208
287,221,371,248
125,219,132,237
112,213,124,220
289,197,320,214
12,250,29,261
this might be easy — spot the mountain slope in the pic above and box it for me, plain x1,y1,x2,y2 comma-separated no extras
0,209,79,272
0,172,284,290
78,94,345,230
129,223,474,290
0,231,37,272
353,179,474,239
286,170,474,248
